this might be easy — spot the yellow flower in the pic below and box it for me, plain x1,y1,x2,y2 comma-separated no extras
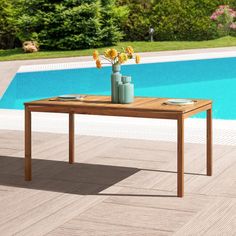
126,46,134,55
104,49,111,58
135,54,140,64
109,48,118,59
96,59,102,69
118,53,128,64
93,50,99,60
104,48,118,60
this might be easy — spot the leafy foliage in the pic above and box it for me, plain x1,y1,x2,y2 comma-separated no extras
1,0,236,50
116,0,236,41
99,0,127,46
116,0,153,41
0,0,17,49
210,5,236,36
16,0,123,50
150,0,217,41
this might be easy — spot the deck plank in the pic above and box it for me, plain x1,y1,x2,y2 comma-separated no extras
47,220,169,236
0,130,235,235
174,198,236,236
67,201,193,232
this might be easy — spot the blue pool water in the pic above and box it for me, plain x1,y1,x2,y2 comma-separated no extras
1,57,236,119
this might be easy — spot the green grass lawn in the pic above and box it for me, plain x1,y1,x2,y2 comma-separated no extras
1,36,236,61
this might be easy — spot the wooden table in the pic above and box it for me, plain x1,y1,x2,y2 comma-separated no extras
24,96,213,197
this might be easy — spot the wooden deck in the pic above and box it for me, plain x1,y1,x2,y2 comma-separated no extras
0,129,236,235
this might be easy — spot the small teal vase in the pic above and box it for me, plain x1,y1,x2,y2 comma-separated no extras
119,76,134,104
111,63,122,103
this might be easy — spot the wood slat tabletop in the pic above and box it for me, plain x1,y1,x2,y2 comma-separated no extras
25,95,212,114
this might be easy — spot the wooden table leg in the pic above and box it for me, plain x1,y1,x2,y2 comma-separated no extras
207,108,212,176
69,113,74,164
25,106,32,181
177,116,184,197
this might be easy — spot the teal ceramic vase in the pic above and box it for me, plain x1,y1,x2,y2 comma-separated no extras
119,76,134,104
111,63,122,103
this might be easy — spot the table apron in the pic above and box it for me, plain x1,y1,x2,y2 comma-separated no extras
183,104,212,118
26,103,212,120
26,105,183,120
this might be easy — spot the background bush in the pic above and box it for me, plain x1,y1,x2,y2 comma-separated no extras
151,0,214,41
116,0,153,41
117,0,236,41
1,0,236,50
0,0,18,49
16,0,124,50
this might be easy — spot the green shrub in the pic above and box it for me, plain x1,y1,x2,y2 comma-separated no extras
210,5,236,37
0,0,17,49
16,0,123,50
116,0,153,41
2,0,236,50
99,0,127,46
117,0,236,41
151,0,218,41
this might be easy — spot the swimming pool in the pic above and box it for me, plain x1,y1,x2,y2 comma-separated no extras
0,56,236,119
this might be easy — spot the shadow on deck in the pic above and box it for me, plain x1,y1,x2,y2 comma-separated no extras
0,155,178,197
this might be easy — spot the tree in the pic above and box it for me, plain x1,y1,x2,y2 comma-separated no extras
116,0,155,41
0,0,17,49
100,0,128,45
16,0,124,50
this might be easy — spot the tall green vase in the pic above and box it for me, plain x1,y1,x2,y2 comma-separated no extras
111,63,122,103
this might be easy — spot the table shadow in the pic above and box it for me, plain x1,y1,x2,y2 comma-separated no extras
0,155,178,197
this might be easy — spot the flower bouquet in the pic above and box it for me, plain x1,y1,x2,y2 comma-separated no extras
92,47,140,103
93,46,140,68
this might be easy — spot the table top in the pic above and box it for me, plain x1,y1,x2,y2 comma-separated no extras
25,95,212,117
